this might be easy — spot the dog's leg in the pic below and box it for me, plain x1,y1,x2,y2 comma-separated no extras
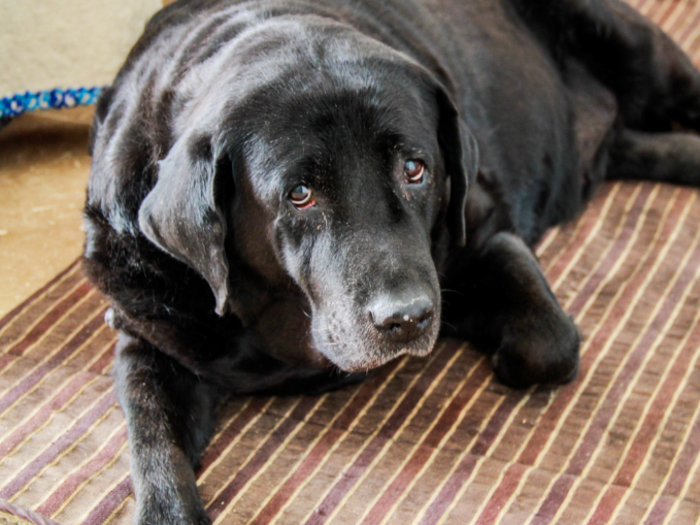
517,0,700,130
113,332,220,525
443,232,579,388
609,129,700,186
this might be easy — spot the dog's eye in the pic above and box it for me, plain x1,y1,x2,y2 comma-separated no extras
404,159,425,184
289,184,316,209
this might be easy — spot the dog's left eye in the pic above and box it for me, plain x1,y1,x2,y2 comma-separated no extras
289,184,316,209
404,159,425,184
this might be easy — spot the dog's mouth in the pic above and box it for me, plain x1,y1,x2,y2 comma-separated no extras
310,306,441,373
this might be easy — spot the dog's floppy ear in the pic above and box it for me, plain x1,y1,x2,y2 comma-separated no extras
139,133,232,316
433,86,479,248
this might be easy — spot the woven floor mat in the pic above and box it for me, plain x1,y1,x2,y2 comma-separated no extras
3,2,700,524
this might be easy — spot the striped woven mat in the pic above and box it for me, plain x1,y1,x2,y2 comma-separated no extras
3,2,700,524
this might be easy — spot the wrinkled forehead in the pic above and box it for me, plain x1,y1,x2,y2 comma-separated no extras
238,79,440,202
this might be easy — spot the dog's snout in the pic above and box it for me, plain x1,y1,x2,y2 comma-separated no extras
369,291,435,343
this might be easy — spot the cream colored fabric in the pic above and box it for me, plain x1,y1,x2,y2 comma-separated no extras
0,0,162,98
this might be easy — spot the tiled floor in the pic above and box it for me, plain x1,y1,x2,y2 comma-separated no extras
0,108,93,317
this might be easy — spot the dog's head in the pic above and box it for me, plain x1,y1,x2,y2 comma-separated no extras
138,17,478,372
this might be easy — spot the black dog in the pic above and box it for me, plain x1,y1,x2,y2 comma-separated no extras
83,0,700,522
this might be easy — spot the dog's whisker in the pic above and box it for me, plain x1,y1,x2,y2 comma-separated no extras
440,320,457,331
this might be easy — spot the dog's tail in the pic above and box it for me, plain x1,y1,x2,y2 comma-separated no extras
607,129,700,187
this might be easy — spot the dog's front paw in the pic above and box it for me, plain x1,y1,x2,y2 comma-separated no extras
136,491,211,525
137,507,211,525
490,315,580,389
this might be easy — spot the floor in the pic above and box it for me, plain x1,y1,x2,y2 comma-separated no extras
0,107,93,317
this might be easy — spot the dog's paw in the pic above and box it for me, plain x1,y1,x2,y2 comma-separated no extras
490,316,580,389
136,489,211,525
137,507,211,525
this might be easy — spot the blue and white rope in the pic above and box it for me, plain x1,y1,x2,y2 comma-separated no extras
0,87,104,118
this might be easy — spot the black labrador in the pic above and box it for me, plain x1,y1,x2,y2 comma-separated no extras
83,0,700,522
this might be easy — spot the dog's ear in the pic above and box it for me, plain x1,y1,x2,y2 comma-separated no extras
433,86,479,248
139,133,233,316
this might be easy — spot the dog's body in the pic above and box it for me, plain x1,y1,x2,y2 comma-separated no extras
83,0,700,522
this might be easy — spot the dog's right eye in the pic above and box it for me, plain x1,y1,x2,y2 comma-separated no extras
404,159,425,184
289,184,316,209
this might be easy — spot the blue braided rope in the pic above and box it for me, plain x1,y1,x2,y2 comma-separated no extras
0,87,104,118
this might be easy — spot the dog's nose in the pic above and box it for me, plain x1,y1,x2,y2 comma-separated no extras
369,291,435,343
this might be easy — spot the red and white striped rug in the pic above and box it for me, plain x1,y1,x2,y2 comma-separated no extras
2,1,700,524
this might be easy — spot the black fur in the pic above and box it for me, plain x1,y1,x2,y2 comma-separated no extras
83,0,700,522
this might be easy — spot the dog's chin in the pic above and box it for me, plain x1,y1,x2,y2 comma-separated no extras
312,324,440,373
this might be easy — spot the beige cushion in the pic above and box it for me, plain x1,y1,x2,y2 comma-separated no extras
0,0,162,100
